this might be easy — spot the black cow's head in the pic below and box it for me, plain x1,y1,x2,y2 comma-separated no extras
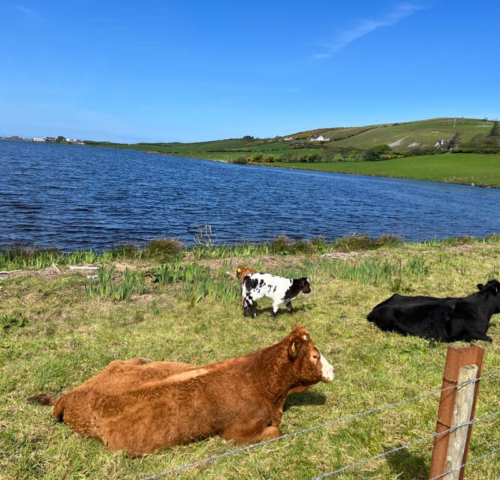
477,280,500,312
477,279,500,295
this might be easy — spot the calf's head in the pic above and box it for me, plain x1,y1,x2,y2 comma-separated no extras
286,326,334,384
299,278,311,294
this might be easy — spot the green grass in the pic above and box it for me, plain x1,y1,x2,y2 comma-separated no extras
1,239,500,479
266,153,500,188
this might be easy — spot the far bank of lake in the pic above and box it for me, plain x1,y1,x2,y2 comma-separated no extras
256,152,500,189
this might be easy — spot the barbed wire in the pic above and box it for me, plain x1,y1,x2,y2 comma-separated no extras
312,410,500,479
428,443,500,480
140,371,500,480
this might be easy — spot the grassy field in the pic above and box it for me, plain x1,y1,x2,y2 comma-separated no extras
322,118,494,150
1,236,500,479
264,153,500,188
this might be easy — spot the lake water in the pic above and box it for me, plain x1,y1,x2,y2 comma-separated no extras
1,140,499,251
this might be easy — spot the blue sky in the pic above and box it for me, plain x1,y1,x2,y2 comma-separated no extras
1,1,499,142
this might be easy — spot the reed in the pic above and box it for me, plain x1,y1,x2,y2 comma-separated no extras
85,266,149,300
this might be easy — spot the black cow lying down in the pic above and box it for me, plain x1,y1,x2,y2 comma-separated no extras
367,280,500,342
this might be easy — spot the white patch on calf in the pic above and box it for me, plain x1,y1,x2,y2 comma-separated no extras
319,352,334,382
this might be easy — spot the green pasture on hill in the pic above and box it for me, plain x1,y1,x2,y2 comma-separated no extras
1,238,500,479
266,153,500,188
323,118,494,150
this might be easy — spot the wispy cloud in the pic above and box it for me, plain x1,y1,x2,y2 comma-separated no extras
314,3,426,59
8,3,36,17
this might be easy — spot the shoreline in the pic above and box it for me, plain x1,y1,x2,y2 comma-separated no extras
2,234,500,271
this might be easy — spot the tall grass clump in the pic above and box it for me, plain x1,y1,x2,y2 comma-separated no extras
269,236,293,255
332,234,400,252
0,246,64,270
150,262,240,307
321,256,427,287
144,238,184,261
86,267,149,300
109,243,142,260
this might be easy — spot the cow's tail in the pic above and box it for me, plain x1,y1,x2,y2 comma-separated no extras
27,393,57,406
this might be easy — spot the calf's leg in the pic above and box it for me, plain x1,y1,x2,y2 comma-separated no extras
285,301,294,313
271,300,282,317
244,296,257,317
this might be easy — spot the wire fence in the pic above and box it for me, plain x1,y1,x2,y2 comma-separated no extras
141,371,500,480
428,443,500,480
313,411,500,479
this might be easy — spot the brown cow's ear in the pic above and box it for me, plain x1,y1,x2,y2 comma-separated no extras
288,337,305,359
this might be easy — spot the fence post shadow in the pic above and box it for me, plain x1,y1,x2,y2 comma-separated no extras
385,446,429,479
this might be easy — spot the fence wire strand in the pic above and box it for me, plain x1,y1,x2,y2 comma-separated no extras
428,443,500,480
141,371,500,480
312,410,500,479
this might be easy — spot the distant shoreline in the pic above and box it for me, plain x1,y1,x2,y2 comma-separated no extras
3,137,499,189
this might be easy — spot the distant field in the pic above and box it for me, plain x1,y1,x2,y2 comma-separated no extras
264,153,500,188
150,146,322,162
87,118,496,158
323,118,494,150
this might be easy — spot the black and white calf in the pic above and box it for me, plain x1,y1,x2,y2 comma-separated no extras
242,273,311,317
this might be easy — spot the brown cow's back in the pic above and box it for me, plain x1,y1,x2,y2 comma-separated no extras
55,359,272,454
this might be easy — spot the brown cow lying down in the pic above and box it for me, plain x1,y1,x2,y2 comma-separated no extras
28,326,334,455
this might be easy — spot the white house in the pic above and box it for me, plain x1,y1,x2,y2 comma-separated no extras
310,134,329,142
33,138,45,142
284,136,293,141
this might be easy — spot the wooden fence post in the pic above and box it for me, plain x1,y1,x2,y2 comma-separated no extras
428,344,485,479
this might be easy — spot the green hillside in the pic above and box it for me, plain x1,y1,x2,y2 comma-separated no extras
88,117,495,156
324,118,493,150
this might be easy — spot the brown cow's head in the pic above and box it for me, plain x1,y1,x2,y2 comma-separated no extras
286,326,334,384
